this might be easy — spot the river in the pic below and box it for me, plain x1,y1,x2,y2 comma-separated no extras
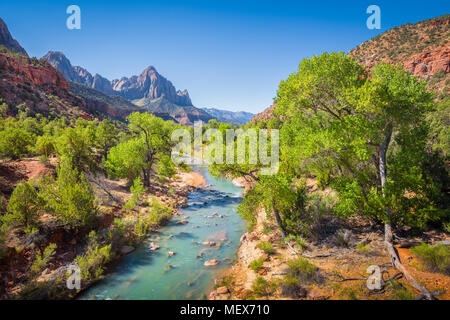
79,164,246,300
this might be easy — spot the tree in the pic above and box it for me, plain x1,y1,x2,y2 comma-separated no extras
39,157,98,228
5,180,40,227
0,126,34,159
276,52,438,298
95,119,119,160
106,112,174,187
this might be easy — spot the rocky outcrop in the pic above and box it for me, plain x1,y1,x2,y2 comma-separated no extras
42,51,93,86
250,103,277,123
0,18,27,55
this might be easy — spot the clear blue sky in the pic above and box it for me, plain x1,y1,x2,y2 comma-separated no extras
0,1,448,113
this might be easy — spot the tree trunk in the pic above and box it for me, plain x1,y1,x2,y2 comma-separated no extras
272,200,286,238
379,126,434,300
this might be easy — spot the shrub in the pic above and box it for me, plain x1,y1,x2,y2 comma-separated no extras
356,243,370,253
5,180,40,227
39,157,98,228
411,243,450,274
282,257,318,294
30,243,57,276
74,231,112,282
0,127,35,159
125,177,145,210
249,258,264,271
285,234,308,251
257,241,274,254
251,276,277,297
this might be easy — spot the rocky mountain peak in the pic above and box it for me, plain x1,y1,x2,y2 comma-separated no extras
0,17,27,55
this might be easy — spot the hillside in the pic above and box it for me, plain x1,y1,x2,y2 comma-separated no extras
349,14,449,98
0,47,95,119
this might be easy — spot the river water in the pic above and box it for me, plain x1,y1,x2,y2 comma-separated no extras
79,164,246,300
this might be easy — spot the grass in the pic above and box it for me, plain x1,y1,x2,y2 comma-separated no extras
257,241,274,254
215,275,234,289
389,280,415,300
286,257,317,282
248,258,264,271
411,243,450,274
251,276,277,297
356,243,370,253
285,234,308,251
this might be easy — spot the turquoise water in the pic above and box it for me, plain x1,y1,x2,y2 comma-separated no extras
79,165,246,300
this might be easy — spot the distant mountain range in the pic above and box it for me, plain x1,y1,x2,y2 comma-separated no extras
201,107,254,125
0,17,255,126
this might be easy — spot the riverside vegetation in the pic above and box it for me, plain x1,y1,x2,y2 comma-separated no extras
0,105,199,299
209,52,449,300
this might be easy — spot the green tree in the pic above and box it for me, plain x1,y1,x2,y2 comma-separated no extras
106,112,174,187
276,52,438,298
5,180,40,227
39,157,98,228
0,126,35,159
95,119,119,160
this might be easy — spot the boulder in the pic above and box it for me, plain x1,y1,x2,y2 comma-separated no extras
150,242,160,251
120,246,135,255
216,286,229,294
204,259,220,267
168,251,176,257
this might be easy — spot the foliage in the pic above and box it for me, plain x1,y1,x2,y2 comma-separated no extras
257,241,274,254
5,180,40,227
0,126,35,159
74,231,112,282
39,157,98,228
411,243,450,274
30,243,57,276
125,177,145,210
106,112,175,186
248,258,264,271
251,276,277,296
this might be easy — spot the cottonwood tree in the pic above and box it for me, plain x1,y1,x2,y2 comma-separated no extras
106,112,175,187
276,52,440,298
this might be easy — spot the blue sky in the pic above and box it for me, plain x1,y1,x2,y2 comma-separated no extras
0,1,448,113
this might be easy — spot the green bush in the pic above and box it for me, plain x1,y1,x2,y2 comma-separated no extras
249,258,264,271
251,276,277,297
39,157,98,228
30,243,57,276
125,177,145,210
356,243,370,253
74,231,112,282
0,127,35,159
257,241,274,254
285,258,318,284
5,180,40,227
411,243,450,274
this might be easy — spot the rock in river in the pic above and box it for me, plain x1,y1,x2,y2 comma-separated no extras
204,259,220,267
150,242,160,251
121,246,135,255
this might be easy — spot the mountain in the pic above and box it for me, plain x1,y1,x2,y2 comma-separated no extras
349,14,449,99
134,96,212,125
0,18,27,55
0,49,99,120
250,103,277,123
202,107,254,125
111,66,193,106
42,51,211,125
